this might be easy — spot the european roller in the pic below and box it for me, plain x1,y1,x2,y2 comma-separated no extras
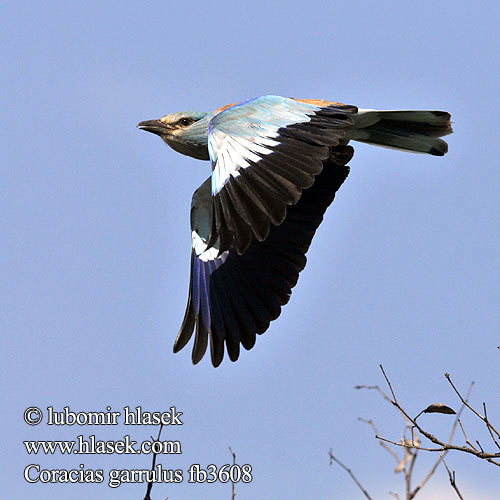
138,95,452,367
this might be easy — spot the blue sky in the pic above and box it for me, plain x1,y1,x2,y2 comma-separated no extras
3,1,499,499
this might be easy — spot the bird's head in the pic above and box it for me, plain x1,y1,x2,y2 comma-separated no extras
138,111,211,160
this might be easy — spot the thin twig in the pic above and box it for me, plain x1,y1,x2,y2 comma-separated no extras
458,418,479,451
445,374,500,440
377,434,446,452
483,403,500,450
376,434,500,462
442,459,464,500
229,447,236,500
355,384,393,404
144,423,164,500
406,446,417,499
359,417,401,463
380,364,398,403
357,383,412,427
329,449,373,500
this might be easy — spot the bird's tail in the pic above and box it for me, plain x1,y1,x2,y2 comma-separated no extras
348,109,453,156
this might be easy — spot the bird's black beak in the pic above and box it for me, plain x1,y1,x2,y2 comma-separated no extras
137,119,170,136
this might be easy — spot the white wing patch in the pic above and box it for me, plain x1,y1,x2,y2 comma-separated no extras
209,126,282,195
190,177,221,262
192,231,220,262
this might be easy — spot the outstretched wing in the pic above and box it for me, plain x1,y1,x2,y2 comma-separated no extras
174,145,354,366
207,95,357,254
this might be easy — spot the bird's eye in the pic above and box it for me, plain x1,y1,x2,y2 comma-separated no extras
179,118,193,127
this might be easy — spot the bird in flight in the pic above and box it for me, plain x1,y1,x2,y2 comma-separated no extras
138,95,452,366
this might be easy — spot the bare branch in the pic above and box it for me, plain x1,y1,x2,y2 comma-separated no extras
377,418,500,463
329,449,373,500
483,402,500,450
445,374,500,441
374,371,500,466
377,435,447,453
357,380,411,427
144,423,164,500
380,364,398,403
458,418,479,452
442,459,464,500
355,384,393,404
405,446,417,499
229,447,236,500
344,370,498,500
359,417,401,463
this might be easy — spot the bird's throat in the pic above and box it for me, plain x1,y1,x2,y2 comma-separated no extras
165,136,210,161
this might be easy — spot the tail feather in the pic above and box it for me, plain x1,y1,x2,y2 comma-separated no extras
349,109,453,156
